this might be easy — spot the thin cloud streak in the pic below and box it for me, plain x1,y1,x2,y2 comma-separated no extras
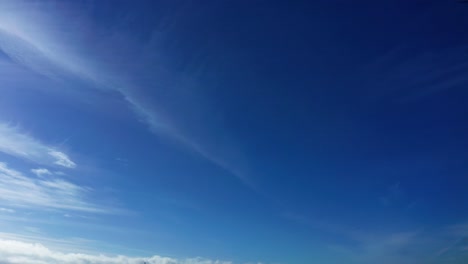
284,212,468,264
48,151,76,169
0,162,105,213
0,123,76,169
0,208,15,213
355,45,468,103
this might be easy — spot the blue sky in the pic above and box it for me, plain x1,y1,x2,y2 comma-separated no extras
0,0,467,263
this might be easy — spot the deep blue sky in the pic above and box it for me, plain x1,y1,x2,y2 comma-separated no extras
0,1,467,263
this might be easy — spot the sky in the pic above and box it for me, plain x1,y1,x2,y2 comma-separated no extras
0,0,467,263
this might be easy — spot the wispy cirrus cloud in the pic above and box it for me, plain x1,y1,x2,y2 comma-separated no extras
355,45,468,103
0,238,232,264
0,123,76,169
283,212,468,264
0,162,103,213
0,1,253,189
47,151,76,168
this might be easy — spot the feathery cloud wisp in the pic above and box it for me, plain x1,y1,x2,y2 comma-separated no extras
48,151,76,168
0,123,76,168
0,162,103,213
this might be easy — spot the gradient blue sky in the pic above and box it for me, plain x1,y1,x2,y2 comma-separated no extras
0,1,467,263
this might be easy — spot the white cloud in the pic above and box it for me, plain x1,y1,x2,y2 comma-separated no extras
0,162,103,213
0,207,15,213
0,238,231,264
31,168,52,177
0,123,76,169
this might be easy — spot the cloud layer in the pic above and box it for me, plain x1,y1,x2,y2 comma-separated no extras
0,238,231,264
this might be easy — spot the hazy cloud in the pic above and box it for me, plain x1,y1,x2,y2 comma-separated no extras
0,208,15,213
30,168,52,177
